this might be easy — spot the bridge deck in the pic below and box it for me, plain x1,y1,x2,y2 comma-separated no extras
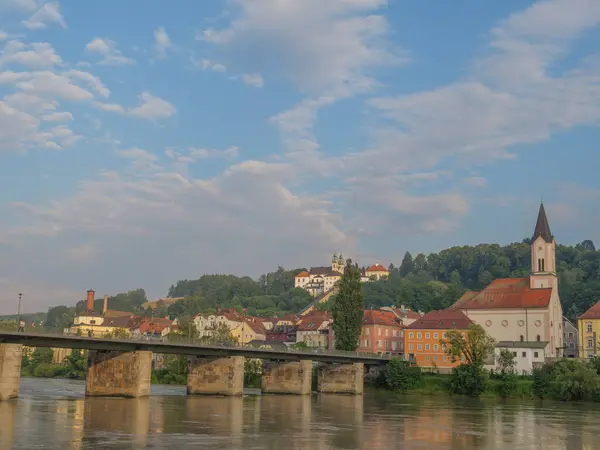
0,332,389,365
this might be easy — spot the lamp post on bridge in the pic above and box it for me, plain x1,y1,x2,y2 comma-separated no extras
17,293,23,332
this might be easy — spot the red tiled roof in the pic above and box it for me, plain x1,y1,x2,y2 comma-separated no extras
295,271,309,278
366,264,388,273
138,318,172,334
244,318,267,334
297,311,329,331
388,307,421,320
579,301,600,319
363,310,403,327
449,277,552,310
104,310,133,318
406,310,472,330
104,315,140,329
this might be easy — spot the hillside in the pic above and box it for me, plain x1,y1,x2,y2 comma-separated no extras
7,239,599,328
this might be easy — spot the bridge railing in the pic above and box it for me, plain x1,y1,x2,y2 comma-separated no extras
11,330,393,361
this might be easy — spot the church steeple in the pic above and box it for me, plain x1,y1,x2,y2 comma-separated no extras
532,202,553,243
530,202,557,289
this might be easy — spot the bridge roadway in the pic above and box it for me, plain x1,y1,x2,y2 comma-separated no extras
0,331,389,365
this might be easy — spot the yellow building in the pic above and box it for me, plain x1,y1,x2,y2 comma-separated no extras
578,301,600,358
68,311,137,337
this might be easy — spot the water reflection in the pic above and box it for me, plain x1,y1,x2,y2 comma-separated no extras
5,378,600,449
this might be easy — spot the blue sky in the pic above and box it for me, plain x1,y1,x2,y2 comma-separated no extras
1,0,599,313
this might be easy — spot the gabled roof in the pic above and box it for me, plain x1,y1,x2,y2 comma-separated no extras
309,266,343,277
406,310,472,330
366,264,389,273
578,301,600,320
297,311,330,331
450,277,552,310
104,310,132,318
362,310,403,327
104,315,139,329
533,202,553,243
295,271,309,278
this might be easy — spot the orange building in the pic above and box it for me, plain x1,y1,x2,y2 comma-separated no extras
404,310,472,371
357,309,405,355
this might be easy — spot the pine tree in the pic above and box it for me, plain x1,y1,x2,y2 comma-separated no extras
332,259,364,351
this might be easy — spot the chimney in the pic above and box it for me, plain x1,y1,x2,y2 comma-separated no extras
86,289,95,312
103,295,108,314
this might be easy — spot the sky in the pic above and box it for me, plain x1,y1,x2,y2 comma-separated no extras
1,0,600,314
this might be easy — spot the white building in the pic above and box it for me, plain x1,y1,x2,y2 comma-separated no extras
450,203,564,357
487,341,548,375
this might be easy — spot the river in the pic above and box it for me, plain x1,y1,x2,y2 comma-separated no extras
0,378,599,449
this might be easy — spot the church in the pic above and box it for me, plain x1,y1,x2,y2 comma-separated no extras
450,203,564,357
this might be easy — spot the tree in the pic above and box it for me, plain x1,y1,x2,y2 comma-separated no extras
199,322,238,345
105,328,130,339
497,349,516,374
442,323,496,366
384,358,422,391
332,259,364,351
399,252,415,277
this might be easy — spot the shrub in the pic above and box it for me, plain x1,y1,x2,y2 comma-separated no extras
494,373,518,398
384,358,422,391
33,363,63,378
448,363,486,398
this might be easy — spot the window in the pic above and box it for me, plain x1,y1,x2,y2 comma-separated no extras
365,328,370,336
433,344,439,351
534,352,539,358
401,330,405,338
364,340,369,347
536,335,541,342
392,342,397,350
588,323,593,333
385,340,389,348
588,338,593,348
417,344,422,350
512,352,517,357
569,332,574,339
385,329,389,337
392,330,397,337
520,335,524,342
408,344,414,350
426,355,431,361
417,332,422,339
433,355,438,361
433,333,439,339
408,332,413,338
425,332,431,339
442,333,447,339
377,340,381,347
569,343,575,349
522,352,526,357
378,328,381,336
425,344,430,350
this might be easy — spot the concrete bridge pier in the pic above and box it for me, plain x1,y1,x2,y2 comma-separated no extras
187,356,244,396
261,360,312,395
317,362,364,395
86,350,152,398
0,344,22,401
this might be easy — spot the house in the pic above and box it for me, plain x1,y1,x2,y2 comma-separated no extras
488,341,548,374
380,305,421,327
363,264,390,281
135,317,174,338
266,324,297,343
577,302,600,358
449,203,564,357
358,309,404,355
294,254,345,297
66,289,139,337
192,309,266,345
296,311,331,348
405,310,472,372
563,317,578,358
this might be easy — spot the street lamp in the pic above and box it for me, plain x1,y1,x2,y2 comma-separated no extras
17,293,23,331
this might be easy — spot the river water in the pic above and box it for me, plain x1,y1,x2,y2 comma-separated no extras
0,378,599,449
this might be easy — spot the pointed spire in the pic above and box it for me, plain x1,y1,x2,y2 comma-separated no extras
532,202,553,242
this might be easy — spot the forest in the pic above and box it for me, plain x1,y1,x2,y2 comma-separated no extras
10,238,600,329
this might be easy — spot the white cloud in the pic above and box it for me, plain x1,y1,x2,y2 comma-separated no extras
0,41,62,68
188,145,239,160
128,91,175,120
202,0,401,95
23,2,66,30
15,70,94,101
0,31,8,41
85,38,135,66
93,92,175,120
241,73,264,87
191,57,226,72
153,27,171,58
66,70,110,97
41,111,71,122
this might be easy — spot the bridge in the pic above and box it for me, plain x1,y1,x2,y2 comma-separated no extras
0,331,389,401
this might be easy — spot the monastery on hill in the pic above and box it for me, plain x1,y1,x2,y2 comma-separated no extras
450,203,564,357
294,253,390,297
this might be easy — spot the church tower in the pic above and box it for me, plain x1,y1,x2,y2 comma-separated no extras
530,202,557,290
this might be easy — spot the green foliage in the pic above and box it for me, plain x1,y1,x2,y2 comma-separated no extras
533,359,600,401
443,324,496,366
152,355,189,385
62,349,87,379
497,349,516,374
332,259,364,351
244,358,262,388
448,363,487,398
33,363,63,378
31,347,53,366
383,358,422,391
